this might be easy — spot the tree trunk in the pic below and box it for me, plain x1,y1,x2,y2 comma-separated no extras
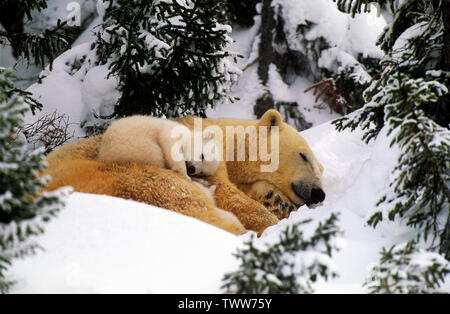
442,0,450,71
441,220,450,260
0,1,25,58
439,0,450,261
254,0,275,118
257,0,275,86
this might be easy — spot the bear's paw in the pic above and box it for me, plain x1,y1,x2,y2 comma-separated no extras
246,181,298,219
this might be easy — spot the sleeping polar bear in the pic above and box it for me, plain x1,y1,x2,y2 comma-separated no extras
98,115,219,179
97,115,244,232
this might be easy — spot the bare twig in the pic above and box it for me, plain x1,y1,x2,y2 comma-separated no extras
304,77,346,113
19,110,76,154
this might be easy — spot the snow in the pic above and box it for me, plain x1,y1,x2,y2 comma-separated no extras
206,21,341,125
81,64,120,117
41,42,96,80
72,16,103,47
0,41,15,69
392,22,428,63
6,117,449,293
25,71,87,139
7,193,242,293
207,0,385,124
273,0,385,59
318,48,372,84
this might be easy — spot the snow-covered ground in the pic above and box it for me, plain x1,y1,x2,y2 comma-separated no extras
7,119,449,293
7,193,242,293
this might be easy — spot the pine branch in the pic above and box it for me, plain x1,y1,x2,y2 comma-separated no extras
222,213,341,294
0,19,70,68
0,0,48,20
95,0,239,118
0,69,67,293
333,0,380,17
364,240,450,293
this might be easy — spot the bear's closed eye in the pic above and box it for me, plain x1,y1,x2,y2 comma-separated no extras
299,152,308,162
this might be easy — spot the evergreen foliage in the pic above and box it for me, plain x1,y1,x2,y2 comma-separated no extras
0,0,47,19
0,0,69,68
222,213,341,294
332,0,450,292
333,0,449,243
254,0,382,123
0,69,67,293
225,0,260,27
334,0,389,18
364,73,449,240
364,240,450,294
93,0,240,118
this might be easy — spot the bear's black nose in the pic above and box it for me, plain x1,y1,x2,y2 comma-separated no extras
187,165,196,175
310,188,325,204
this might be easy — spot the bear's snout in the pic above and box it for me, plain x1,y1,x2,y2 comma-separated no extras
291,182,325,206
311,187,326,204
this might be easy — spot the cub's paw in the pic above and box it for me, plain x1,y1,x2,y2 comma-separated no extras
247,181,298,219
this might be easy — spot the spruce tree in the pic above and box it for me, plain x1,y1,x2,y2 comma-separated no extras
0,69,68,293
251,0,381,129
222,213,341,294
0,0,70,114
364,241,449,294
332,0,450,291
93,0,240,118
0,0,69,68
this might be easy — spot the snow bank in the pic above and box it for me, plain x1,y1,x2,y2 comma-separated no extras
81,64,120,117
25,71,87,139
273,0,385,59
7,193,242,293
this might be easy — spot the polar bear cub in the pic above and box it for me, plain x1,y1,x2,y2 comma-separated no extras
98,115,219,179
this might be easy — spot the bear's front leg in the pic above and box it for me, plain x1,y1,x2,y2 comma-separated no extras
243,181,298,220
210,164,279,234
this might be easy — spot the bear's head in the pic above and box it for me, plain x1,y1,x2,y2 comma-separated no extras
257,110,325,206
224,109,325,207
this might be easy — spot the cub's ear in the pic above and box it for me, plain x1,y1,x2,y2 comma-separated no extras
203,128,215,140
258,109,283,129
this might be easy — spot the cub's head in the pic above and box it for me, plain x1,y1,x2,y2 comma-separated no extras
257,110,325,206
185,128,219,177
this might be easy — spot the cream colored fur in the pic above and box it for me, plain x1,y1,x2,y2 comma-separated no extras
98,115,219,179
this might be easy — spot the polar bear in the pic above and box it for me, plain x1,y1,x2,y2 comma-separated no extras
98,115,219,179
43,110,324,234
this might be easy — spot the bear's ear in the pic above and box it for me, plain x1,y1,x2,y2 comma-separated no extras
258,109,283,129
